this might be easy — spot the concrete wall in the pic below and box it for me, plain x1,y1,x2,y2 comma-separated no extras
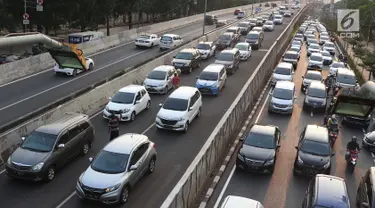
0,2,278,86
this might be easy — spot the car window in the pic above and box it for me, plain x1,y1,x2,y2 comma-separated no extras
307,87,326,98
274,66,291,75
135,92,142,101
234,44,249,51
244,131,275,149
310,55,323,62
130,143,149,166
273,88,293,100
337,73,356,85
196,44,210,50
284,53,298,59
78,121,90,132
331,62,345,68
175,52,193,60
305,72,322,80
199,71,218,81
247,33,259,39
69,125,82,139
147,70,167,80
217,53,233,61
59,131,71,144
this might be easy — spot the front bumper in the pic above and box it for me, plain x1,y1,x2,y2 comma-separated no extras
293,163,329,176
135,42,152,47
236,157,274,174
268,103,293,114
103,109,132,121
343,116,371,127
54,68,75,76
173,64,191,72
303,101,326,110
155,117,186,131
76,184,122,205
263,27,273,31
5,165,44,181
144,84,166,94
197,86,219,95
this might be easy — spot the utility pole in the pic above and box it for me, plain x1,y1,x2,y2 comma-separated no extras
24,0,27,32
202,0,207,35
252,0,254,17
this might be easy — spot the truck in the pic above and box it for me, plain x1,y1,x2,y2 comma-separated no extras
0,32,94,76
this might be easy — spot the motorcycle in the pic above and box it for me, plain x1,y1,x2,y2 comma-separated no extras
346,150,359,172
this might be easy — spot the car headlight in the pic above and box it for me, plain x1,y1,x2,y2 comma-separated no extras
177,117,184,121
158,83,164,87
77,179,83,188
297,156,303,164
237,154,245,161
264,159,274,166
31,162,44,171
105,106,109,111
122,108,130,113
7,157,11,165
323,161,330,169
106,183,121,193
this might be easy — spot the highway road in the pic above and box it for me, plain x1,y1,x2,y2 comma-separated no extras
203,35,371,208
0,8,294,208
0,5,274,127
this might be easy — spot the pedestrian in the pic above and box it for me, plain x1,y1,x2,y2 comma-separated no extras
172,72,180,89
108,113,120,141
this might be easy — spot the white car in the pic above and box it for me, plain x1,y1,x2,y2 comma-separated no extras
301,70,323,92
291,40,302,49
234,42,252,60
143,65,176,94
294,33,304,42
289,46,301,55
319,35,330,45
196,42,216,59
273,15,283,25
103,85,151,121
53,58,94,76
329,61,346,75
284,10,292,17
156,86,202,132
307,43,321,56
323,41,336,55
321,50,333,65
268,81,296,114
135,34,159,48
159,34,184,50
307,52,324,69
263,21,274,31
271,62,294,85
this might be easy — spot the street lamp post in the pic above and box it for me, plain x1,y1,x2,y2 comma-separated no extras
202,0,208,35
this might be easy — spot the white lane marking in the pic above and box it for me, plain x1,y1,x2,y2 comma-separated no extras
213,88,271,207
310,111,313,117
258,49,269,52
55,192,76,208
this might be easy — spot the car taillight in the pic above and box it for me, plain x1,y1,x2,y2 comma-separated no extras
152,142,156,148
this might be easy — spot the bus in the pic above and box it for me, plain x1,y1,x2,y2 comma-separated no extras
67,31,104,44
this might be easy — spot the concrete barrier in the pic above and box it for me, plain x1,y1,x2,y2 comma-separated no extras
159,5,309,208
0,1,279,85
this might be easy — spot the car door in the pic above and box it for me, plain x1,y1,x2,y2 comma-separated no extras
302,179,314,208
67,124,84,156
135,143,151,177
134,91,143,114
211,44,216,55
55,131,74,166
140,89,149,110
248,44,252,56
192,91,201,118
188,95,197,122
218,69,225,89
128,144,148,185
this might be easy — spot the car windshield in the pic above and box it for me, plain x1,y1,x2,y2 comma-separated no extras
111,92,135,104
308,39,318,44
290,47,299,52
310,45,320,50
273,88,293,100
161,36,172,41
337,73,356,85
325,43,335,48
331,62,345,68
196,44,210,50
305,72,322,80
310,55,323,62
284,53,298,59
139,35,150,39
244,132,275,149
199,71,218,81
321,37,329,41
321,51,331,56
162,98,188,111
274,66,291,75
265,21,273,25
217,53,233,61
295,34,303,38
147,70,166,80
219,35,231,40
247,33,258,39
292,41,301,46
249,19,257,23
235,44,248,51
238,23,248,27
91,150,130,174
227,29,237,33
308,87,326,98
301,139,330,156
175,52,193,60
21,131,57,152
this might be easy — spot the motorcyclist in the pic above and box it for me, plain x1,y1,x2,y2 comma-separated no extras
345,136,361,160
327,114,338,127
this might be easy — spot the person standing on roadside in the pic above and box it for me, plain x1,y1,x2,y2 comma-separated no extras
108,113,120,141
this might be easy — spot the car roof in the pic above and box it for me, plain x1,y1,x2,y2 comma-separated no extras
236,42,250,46
222,32,234,36
203,64,225,73
285,50,298,55
227,26,239,30
314,174,350,208
198,41,213,45
308,81,325,90
304,125,329,143
163,34,179,37
180,48,197,53
36,112,89,135
221,195,262,208
221,48,239,54
248,31,260,35
306,70,322,75
277,62,293,68
169,86,198,99
153,65,174,72
118,84,144,93
275,81,295,90
103,133,149,154
324,41,334,45
321,50,330,55
250,124,276,136
337,68,355,75
310,52,322,56
253,27,262,30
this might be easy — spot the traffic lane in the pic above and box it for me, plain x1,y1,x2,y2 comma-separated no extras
58,22,288,208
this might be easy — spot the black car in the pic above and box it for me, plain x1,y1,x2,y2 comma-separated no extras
205,14,218,25
216,32,236,49
6,113,95,182
293,125,334,176
172,48,201,73
343,114,372,127
356,167,375,207
363,131,375,152
245,31,263,50
236,124,281,174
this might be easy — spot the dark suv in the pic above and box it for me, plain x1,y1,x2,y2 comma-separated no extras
5,113,95,182
236,124,281,174
205,14,218,25
356,167,375,208
293,125,334,176
246,31,263,50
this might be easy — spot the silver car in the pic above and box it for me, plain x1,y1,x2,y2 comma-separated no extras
76,133,157,204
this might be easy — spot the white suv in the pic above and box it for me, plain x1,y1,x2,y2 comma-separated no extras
307,52,323,70
271,62,294,85
156,86,202,132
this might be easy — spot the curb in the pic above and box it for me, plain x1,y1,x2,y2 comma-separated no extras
198,76,272,208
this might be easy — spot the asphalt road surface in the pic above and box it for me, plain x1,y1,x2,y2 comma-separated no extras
205,38,370,208
0,8,294,208
0,5,276,127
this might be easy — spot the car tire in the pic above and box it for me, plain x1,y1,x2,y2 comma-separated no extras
150,43,154,48
147,157,156,174
89,63,93,71
197,107,202,117
183,122,189,133
146,100,151,110
81,142,90,155
119,185,130,204
45,166,56,182
188,67,193,73
163,86,168,94
73,69,77,77
130,111,136,121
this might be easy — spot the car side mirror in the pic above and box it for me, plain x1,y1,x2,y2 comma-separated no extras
295,146,299,150
129,164,139,171
135,100,140,104
57,144,65,149
301,76,304,78
108,97,112,100
21,136,25,141
189,107,194,111
88,157,93,163
277,144,281,148
159,103,163,107
331,153,335,156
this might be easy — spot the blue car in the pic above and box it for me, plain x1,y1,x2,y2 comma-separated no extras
196,64,227,95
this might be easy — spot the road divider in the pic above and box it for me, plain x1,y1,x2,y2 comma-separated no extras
159,4,310,208
0,1,279,86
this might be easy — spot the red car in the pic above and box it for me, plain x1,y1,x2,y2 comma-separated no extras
234,9,241,15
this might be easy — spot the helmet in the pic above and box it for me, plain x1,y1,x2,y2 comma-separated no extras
352,136,357,141
331,115,336,119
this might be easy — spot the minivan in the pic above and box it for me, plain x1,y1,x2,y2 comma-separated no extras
155,86,202,132
246,31,263,50
271,62,294,85
215,48,240,74
303,81,327,111
171,48,201,73
302,174,350,208
220,195,264,208
268,81,296,114
196,64,227,95
356,167,375,207
6,113,95,182
282,50,299,68
159,34,184,50
335,68,357,89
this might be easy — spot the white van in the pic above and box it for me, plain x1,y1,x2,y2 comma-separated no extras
68,31,104,44
196,64,227,95
271,62,294,85
220,195,264,208
159,34,184,50
335,68,357,89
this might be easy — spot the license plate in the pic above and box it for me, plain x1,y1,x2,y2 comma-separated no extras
16,171,24,176
164,125,173,128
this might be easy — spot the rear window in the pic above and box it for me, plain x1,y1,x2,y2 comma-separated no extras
247,33,259,39
284,53,298,59
217,53,233,61
305,72,322,80
337,73,356,85
310,55,323,62
274,66,291,75
161,36,173,41
162,98,188,111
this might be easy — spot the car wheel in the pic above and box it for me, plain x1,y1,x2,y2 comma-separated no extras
130,111,136,121
197,62,201,68
73,69,77,77
159,48,163,51
147,157,156,174
183,122,189,133
146,100,151,110
45,166,56,182
81,142,90,155
119,186,130,204
150,43,154,48
163,86,168,94
89,63,93,71
197,107,202,117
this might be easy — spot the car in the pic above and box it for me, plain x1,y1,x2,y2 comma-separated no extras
234,42,252,60
220,195,264,208
76,133,157,204
356,167,375,207
226,27,241,41
273,15,283,24
307,38,318,46
196,64,227,95
215,48,240,74
303,175,351,208
268,81,296,114
103,85,151,121
196,41,216,59
248,18,257,28
6,113,95,181
323,41,336,55
237,21,251,35
53,57,94,76
289,46,301,55
293,125,334,176
143,65,176,94
304,33,316,41
256,17,263,26
334,68,357,89
262,15,269,23
307,52,324,70
284,10,292,17
263,20,274,31
234,9,241,15
205,14,218,25
216,19,228,28
251,26,263,33
271,62,294,85
307,44,321,56
237,11,245,19
155,86,202,132
329,61,346,75
159,34,183,50
320,31,329,37
319,35,330,45
134,34,159,48
291,40,302,49
245,31,263,50
321,50,333,65
294,33,304,42
362,131,375,151
216,32,236,49
303,81,327,111
278,6,286,15
282,50,299,68
171,48,201,73
236,124,281,173
265,2,270,7
301,70,323,92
